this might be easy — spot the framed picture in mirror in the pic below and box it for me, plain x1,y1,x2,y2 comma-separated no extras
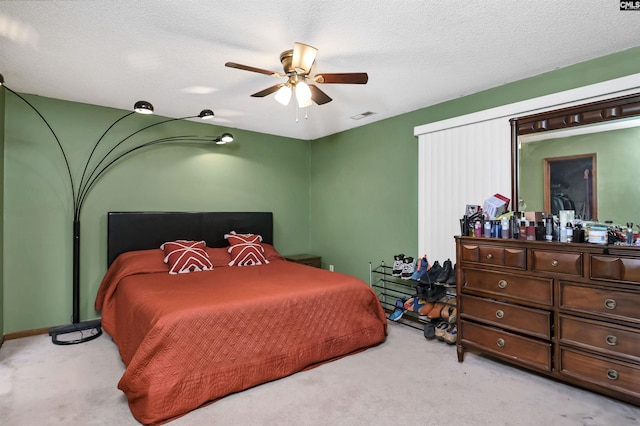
543,154,597,220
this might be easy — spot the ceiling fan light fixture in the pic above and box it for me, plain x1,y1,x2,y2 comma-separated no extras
274,84,292,106
226,42,368,110
295,81,312,108
133,100,154,114
291,42,318,74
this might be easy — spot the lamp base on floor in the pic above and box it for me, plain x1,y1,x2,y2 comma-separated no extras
49,319,102,345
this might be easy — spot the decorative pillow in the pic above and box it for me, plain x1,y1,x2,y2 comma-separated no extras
160,240,213,274
224,231,269,266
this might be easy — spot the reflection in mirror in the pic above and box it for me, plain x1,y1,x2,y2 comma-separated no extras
519,123,639,224
511,92,640,232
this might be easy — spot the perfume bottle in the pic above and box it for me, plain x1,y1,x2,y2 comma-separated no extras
520,220,528,240
526,221,536,241
545,217,553,242
484,220,491,238
511,216,520,239
501,217,509,239
474,220,482,237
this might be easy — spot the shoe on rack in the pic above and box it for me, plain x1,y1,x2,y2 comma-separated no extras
441,303,456,323
392,254,405,277
417,283,447,302
435,321,450,340
401,256,416,280
417,301,436,318
418,261,442,286
427,302,448,319
443,324,458,345
410,254,429,281
424,320,438,340
435,259,452,283
447,308,457,324
404,296,427,313
445,263,457,286
388,297,407,321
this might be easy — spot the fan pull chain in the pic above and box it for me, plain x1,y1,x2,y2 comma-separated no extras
295,106,309,123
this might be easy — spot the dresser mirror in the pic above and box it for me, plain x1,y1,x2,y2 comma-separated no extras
510,92,640,227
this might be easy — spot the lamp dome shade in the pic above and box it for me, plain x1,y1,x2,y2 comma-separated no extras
134,100,154,114
198,109,214,119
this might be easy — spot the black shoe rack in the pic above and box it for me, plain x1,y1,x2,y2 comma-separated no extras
369,261,456,330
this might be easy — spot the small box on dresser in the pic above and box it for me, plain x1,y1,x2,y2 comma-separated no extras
455,236,640,406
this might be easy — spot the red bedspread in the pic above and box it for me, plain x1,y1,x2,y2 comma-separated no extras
95,250,387,424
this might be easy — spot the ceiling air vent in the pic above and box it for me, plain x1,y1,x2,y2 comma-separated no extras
350,111,376,120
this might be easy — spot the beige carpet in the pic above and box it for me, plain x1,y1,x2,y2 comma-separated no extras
1,323,639,426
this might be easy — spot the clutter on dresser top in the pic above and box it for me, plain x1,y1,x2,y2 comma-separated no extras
461,195,639,246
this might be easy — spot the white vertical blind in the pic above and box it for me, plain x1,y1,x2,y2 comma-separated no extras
417,118,511,264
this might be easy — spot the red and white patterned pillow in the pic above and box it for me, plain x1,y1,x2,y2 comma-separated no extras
224,231,269,266
160,240,213,274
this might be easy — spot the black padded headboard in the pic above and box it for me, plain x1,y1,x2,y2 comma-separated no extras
107,211,273,266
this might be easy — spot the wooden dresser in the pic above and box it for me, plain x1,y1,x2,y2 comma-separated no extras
455,236,640,406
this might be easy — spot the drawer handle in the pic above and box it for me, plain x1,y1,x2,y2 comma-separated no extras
486,253,493,260
607,369,619,381
604,299,617,310
605,335,618,346
497,280,507,289
551,260,559,267
495,310,504,319
496,338,505,348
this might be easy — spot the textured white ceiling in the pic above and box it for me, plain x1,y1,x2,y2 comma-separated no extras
1,1,640,140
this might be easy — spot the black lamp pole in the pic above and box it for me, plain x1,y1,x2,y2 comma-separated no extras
1,75,233,344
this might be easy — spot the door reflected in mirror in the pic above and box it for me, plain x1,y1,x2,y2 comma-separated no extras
543,154,596,220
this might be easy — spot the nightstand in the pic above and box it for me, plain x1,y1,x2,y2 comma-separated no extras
284,254,322,268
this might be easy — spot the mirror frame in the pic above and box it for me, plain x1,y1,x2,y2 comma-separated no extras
510,92,640,212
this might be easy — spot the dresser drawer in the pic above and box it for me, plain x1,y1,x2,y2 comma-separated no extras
463,268,553,306
559,347,640,400
532,250,582,276
461,244,526,269
460,294,551,340
460,320,551,372
591,255,640,284
559,282,640,324
559,315,640,362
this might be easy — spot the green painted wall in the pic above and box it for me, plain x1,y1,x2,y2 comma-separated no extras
3,96,310,332
310,46,640,284
0,87,4,335
519,127,640,225
3,46,640,333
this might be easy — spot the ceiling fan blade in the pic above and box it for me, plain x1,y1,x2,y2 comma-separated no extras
314,73,369,84
225,62,282,77
309,84,332,105
291,42,318,74
251,84,284,97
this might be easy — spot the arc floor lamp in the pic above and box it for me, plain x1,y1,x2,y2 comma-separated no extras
0,73,234,345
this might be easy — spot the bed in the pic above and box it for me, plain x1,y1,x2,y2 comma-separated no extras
95,212,387,425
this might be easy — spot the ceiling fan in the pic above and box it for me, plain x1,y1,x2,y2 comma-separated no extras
225,42,368,107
